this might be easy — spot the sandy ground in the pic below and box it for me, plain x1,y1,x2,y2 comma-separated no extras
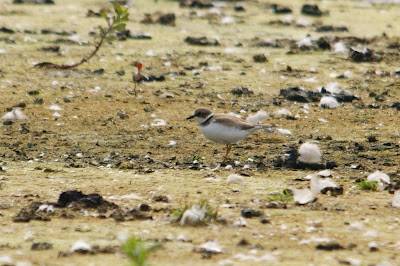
1,0,400,265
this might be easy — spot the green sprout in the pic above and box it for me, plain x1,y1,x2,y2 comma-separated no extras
122,236,159,266
192,154,204,163
35,1,129,69
267,189,294,202
358,181,378,190
172,199,218,224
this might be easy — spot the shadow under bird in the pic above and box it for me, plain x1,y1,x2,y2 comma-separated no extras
187,107,274,163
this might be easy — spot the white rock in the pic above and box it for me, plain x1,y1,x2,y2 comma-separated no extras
319,96,339,109
47,104,63,111
109,193,142,200
296,18,311,27
369,241,379,250
297,35,313,48
367,170,390,191
317,170,333,177
180,206,206,226
274,108,292,116
24,231,36,241
150,119,166,126
221,16,234,24
37,204,55,213
246,110,269,124
219,259,234,266
293,188,316,205
168,140,177,146
277,128,291,135
225,165,233,170
2,108,27,120
299,237,331,245
233,217,247,227
334,42,349,54
310,175,338,194
89,86,101,92
343,70,353,78
283,15,294,24
198,241,223,253
0,256,13,264
233,253,278,262
343,258,361,266
349,222,365,230
70,240,92,253
298,142,321,163
52,112,62,118
392,190,400,208
227,174,244,183
326,82,341,94
146,50,155,57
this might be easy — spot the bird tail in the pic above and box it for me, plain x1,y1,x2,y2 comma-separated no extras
256,123,275,133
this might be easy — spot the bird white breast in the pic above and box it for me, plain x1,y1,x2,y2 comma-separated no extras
200,121,256,144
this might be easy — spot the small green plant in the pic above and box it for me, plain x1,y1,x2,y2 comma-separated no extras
35,1,129,69
358,181,378,190
267,189,294,202
172,202,190,221
192,154,204,163
172,199,218,224
122,236,159,266
198,199,218,222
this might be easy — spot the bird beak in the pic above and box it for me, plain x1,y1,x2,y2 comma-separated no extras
186,115,194,120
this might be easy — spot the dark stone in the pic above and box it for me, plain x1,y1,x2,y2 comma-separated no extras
139,203,151,211
41,46,60,52
180,0,213,8
185,36,219,46
263,202,287,209
157,13,176,26
253,54,268,62
13,0,55,4
137,75,166,82
316,25,348,32
320,186,343,196
237,239,250,246
270,4,292,14
316,242,345,251
31,242,53,250
0,27,15,34
153,195,170,202
391,101,400,110
28,90,39,95
367,135,378,142
231,87,254,96
56,190,118,211
260,219,271,224
316,37,331,50
349,48,382,62
115,70,125,76
234,5,245,12
388,181,400,194
301,4,323,16
241,208,263,218
280,86,359,103
92,68,105,75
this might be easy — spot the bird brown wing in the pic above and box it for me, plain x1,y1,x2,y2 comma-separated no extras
211,114,257,130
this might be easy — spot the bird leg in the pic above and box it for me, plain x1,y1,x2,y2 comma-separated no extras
222,144,232,164
134,81,137,97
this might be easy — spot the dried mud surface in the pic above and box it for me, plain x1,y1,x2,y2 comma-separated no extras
1,0,400,265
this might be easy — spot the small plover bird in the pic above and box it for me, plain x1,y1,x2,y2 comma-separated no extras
187,107,273,163
132,62,146,96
